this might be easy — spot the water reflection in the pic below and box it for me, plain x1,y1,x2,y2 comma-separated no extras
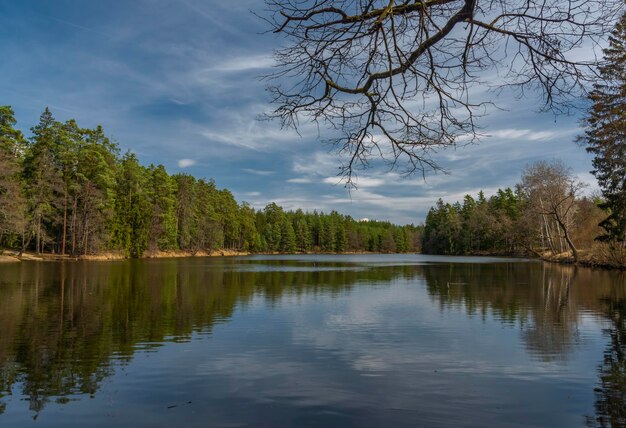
0,258,417,417
587,296,626,427
0,257,624,426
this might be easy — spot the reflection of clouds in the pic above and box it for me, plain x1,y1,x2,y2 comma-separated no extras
290,280,441,379
194,350,362,407
287,275,598,388
353,355,389,372
196,352,298,379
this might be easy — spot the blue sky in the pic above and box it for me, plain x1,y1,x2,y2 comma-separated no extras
0,0,600,225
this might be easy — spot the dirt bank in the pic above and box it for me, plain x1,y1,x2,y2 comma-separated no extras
0,255,21,263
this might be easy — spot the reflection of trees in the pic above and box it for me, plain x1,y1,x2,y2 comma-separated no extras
587,295,626,428
0,258,624,421
521,266,579,361
0,259,421,416
421,263,619,360
420,262,626,426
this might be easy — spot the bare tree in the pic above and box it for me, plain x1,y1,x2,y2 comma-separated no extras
518,160,585,262
262,0,623,181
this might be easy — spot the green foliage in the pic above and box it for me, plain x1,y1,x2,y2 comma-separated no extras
0,106,27,245
0,106,422,257
580,11,626,245
147,164,177,251
422,189,522,255
112,152,151,258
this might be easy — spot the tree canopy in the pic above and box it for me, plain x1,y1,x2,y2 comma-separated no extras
422,160,603,261
0,106,421,257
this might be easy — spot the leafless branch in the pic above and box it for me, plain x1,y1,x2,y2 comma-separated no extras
262,0,623,183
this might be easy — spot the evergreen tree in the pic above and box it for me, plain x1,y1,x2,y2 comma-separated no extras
73,126,117,255
239,203,258,251
57,119,83,255
194,179,222,252
173,174,197,251
263,203,284,252
215,188,240,249
581,11,626,244
0,106,27,246
293,214,311,252
279,217,296,253
320,217,335,252
147,164,177,252
112,152,150,257
23,108,63,254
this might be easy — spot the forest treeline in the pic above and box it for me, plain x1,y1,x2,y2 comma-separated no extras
422,12,626,268
0,106,421,258
421,160,624,267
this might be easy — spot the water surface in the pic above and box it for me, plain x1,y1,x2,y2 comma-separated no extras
0,255,624,427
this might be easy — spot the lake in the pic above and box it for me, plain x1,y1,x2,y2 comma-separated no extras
0,255,624,427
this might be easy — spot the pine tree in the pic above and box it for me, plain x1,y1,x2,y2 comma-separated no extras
173,174,197,251
581,11,626,244
112,152,150,257
279,217,296,253
74,126,117,255
23,108,63,254
0,106,27,246
147,164,177,252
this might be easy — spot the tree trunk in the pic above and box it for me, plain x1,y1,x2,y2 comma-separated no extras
556,216,578,262
70,197,77,256
62,187,67,255
37,215,41,254
84,219,89,256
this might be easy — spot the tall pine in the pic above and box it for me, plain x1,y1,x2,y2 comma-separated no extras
581,11,626,244
0,106,27,246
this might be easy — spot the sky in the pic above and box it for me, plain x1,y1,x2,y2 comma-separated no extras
0,0,602,225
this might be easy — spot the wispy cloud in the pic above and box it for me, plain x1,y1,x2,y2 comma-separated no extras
487,128,558,141
178,158,196,168
323,176,387,188
210,55,274,73
292,152,342,176
177,0,245,36
243,168,274,176
46,15,113,39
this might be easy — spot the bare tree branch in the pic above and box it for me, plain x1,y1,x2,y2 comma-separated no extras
261,0,624,183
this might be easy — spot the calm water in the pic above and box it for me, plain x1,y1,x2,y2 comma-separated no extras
0,255,625,427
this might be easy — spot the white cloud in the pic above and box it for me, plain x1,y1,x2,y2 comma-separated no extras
243,168,274,176
323,176,387,188
177,158,196,168
486,128,576,142
211,55,274,73
197,111,313,152
292,151,341,176
287,178,312,184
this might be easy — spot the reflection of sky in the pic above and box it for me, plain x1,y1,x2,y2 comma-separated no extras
0,1,604,224
2,265,608,427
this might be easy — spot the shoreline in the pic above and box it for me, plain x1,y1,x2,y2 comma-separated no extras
2,250,623,270
426,250,626,271
0,249,406,263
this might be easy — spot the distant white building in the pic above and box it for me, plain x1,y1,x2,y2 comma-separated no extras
359,218,370,222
